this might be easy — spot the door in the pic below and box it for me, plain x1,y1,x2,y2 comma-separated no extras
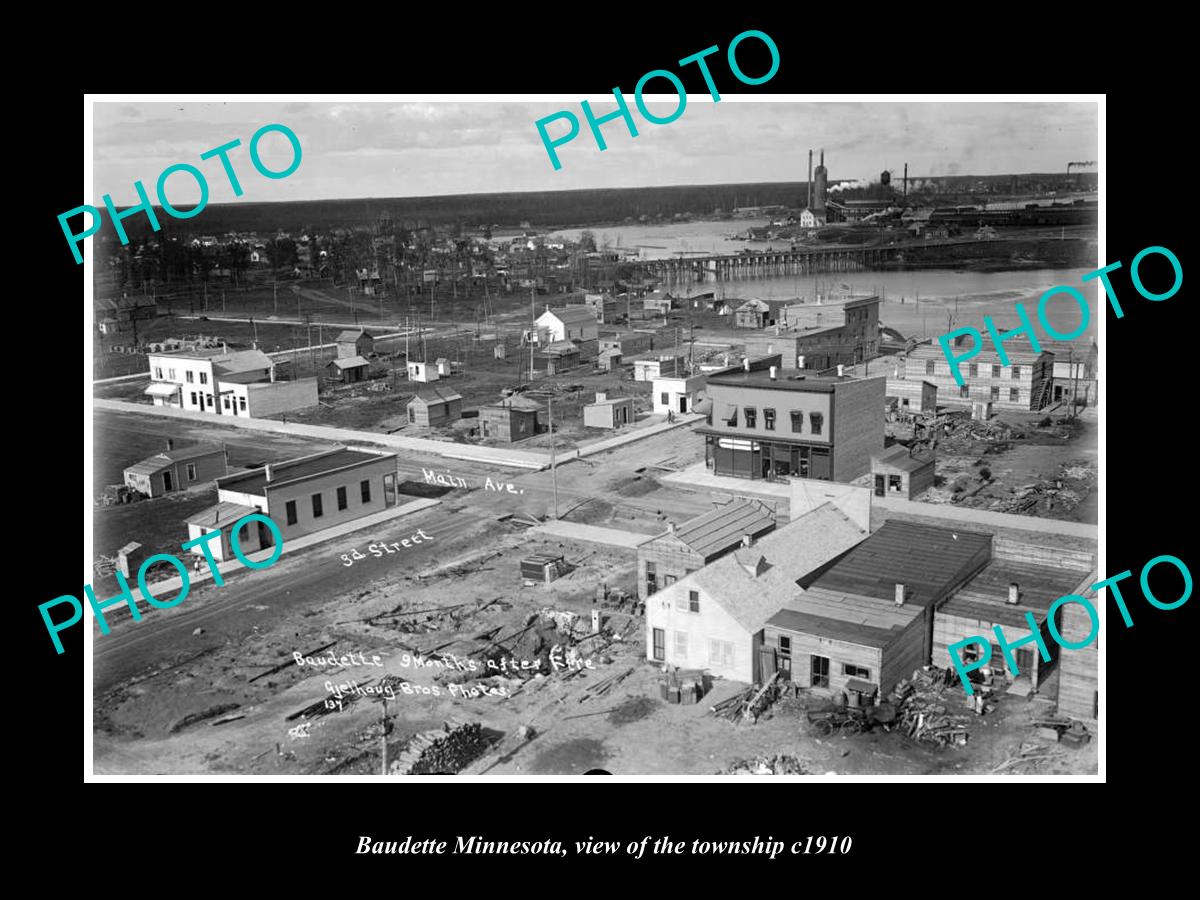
874,474,886,497
652,628,665,661
810,655,830,688
162,469,173,492
383,473,397,507
679,396,687,413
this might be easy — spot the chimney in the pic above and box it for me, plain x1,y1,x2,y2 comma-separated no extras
837,364,845,377
1008,583,1020,605
808,149,813,209
596,391,606,403
166,438,174,451
264,463,274,482
743,357,750,372
769,366,777,380
895,583,905,606
797,354,806,369
742,533,753,548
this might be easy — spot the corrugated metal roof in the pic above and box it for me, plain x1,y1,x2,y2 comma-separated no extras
667,499,778,559
803,520,992,608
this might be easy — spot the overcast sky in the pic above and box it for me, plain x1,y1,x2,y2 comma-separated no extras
92,100,1098,205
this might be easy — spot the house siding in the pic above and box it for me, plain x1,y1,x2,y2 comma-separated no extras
645,581,755,683
263,456,396,542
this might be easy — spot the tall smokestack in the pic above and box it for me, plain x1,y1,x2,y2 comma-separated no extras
903,162,909,200
808,149,813,209
814,149,828,215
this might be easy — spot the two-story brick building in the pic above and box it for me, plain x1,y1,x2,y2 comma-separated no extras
904,340,1054,411
698,365,885,482
744,295,881,371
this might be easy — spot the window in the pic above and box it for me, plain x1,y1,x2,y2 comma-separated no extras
811,655,830,688
809,412,823,435
337,486,348,511
990,386,1000,401
223,396,231,409
688,590,699,612
968,363,978,377
708,639,735,668
888,475,902,491
962,644,981,663
661,392,669,406
206,394,214,408
285,500,298,525
744,407,757,428
663,574,677,588
168,368,176,380
200,371,209,385
190,392,198,405
724,406,738,427
154,367,163,380
790,411,803,433
925,359,936,375
763,408,776,431
408,408,415,424
673,630,689,660
843,663,871,679
238,397,246,412
186,371,194,383
361,479,371,503
311,493,323,518
960,384,970,398
1009,388,1020,402
645,561,657,595
186,463,197,481
992,365,1002,378
1011,365,1021,380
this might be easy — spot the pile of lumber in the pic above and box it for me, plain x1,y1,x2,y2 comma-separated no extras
577,667,632,704
889,668,972,748
389,719,492,775
991,741,1067,774
709,674,780,724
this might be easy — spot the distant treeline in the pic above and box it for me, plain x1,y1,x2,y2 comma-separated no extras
107,172,1098,239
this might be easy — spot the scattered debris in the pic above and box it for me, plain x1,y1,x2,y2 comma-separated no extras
724,755,810,775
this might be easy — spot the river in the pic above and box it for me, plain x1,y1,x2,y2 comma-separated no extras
549,219,1098,343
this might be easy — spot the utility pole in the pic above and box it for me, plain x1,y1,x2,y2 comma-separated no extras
529,288,536,382
273,279,278,315
222,288,226,315
251,316,258,347
549,397,558,519
380,696,389,776
1070,347,1079,420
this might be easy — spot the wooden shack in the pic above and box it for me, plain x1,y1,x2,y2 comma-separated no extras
336,328,374,359
582,392,634,429
480,395,543,442
326,355,370,383
871,445,936,500
407,384,464,428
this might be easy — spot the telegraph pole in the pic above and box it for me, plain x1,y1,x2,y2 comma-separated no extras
549,397,558,519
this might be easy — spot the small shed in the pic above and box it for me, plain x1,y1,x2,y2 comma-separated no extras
480,396,543,442
407,385,464,428
407,360,439,383
326,355,370,383
123,442,228,498
582,392,634,429
116,541,147,579
539,341,580,375
871,444,936,500
886,378,937,414
634,356,685,382
521,553,566,586
336,328,374,359
436,357,453,376
597,349,623,371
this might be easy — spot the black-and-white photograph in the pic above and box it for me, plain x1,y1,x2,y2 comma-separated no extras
85,97,1100,778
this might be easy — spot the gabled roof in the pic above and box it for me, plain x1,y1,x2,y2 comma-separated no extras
327,355,370,370
213,349,274,375
540,306,596,325
685,503,870,633
485,395,544,412
658,498,777,559
336,328,372,343
125,443,224,476
185,500,259,529
408,384,463,406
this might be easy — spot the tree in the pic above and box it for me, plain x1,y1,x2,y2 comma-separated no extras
579,230,597,252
